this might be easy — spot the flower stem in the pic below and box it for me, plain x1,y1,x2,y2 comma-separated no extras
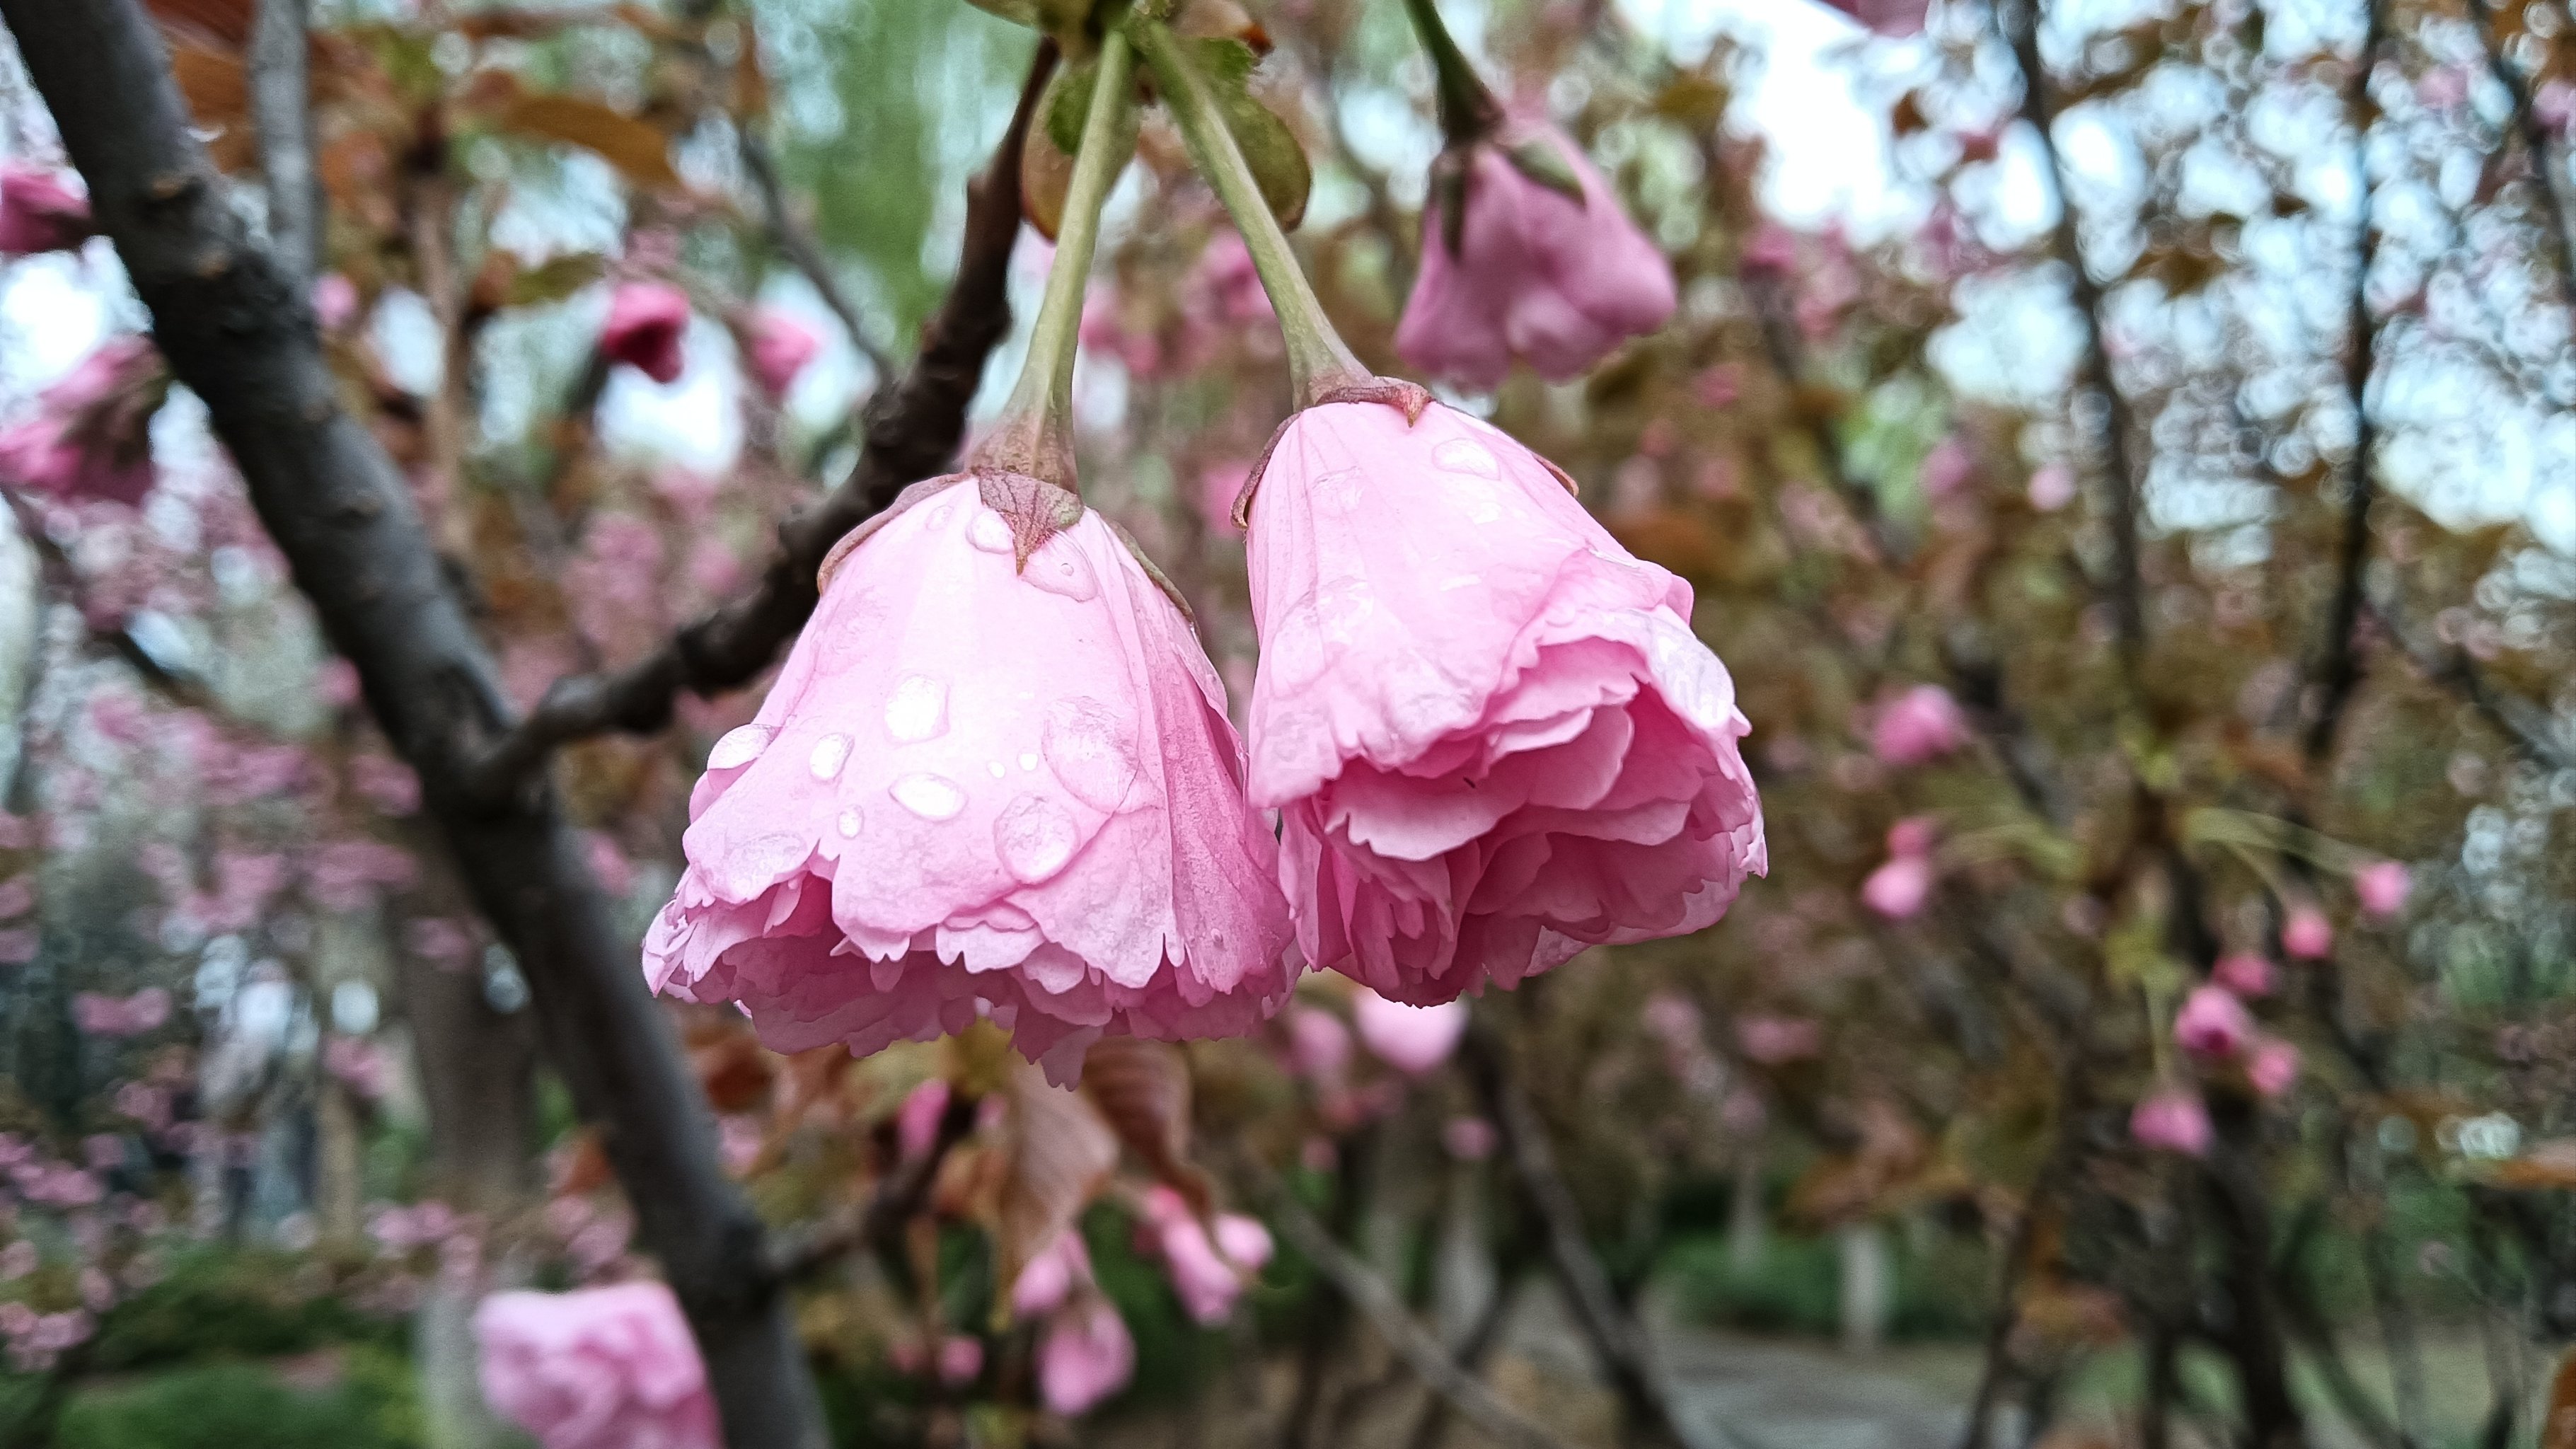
1397,0,1502,146
1128,16,1372,409
978,25,1138,491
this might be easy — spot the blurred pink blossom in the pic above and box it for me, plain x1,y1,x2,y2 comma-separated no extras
2282,906,2333,960
1443,1116,1498,1160
1352,990,1466,1075
0,163,92,255
2212,952,2275,998
1012,1230,1094,1320
1818,0,1931,35
2131,1088,2211,1157
742,308,821,399
2355,861,2409,919
1283,1005,1353,1085
600,283,691,385
1861,855,1933,919
350,755,421,816
936,1334,984,1387
475,1283,719,1449
2247,1037,2299,1099
2173,985,2254,1061
72,986,170,1038
1037,1295,1135,1416
2027,463,2077,511
895,1078,951,1162
0,336,166,507
1140,1185,1273,1324
1735,1013,1822,1064
1917,436,1973,498
1871,685,1969,767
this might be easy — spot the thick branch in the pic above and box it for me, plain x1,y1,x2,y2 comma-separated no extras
463,42,1057,801
248,0,318,289
0,4,824,1444
1242,1158,1583,1449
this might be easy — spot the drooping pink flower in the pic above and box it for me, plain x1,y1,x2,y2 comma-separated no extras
2130,1088,2212,1158
742,308,820,400
2212,952,2275,998
0,164,93,256
2246,1037,2299,1099
0,336,166,507
473,1283,719,1449
1243,400,1764,1004
1140,1185,1273,1324
894,1078,952,1161
1012,1229,1094,1319
1352,988,1466,1075
645,474,1298,1084
1817,0,1932,37
600,283,691,385
2173,985,2255,1062
2355,861,2410,920
1870,685,1969,767
1861,854,1932,919
1395,123,1677,388
2282,906,2333,960
1036,1295,1135,1416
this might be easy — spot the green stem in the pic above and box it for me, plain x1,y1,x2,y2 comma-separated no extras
1397,0,1502,145
1129,16,1372,409
978,25,1138,490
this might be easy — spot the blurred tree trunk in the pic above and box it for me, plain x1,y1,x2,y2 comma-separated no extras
1837,1221,1890,1355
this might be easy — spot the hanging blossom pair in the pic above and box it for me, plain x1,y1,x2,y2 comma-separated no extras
645,5,1763,1078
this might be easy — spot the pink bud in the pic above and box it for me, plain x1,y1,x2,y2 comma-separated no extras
1352,989,1467,1075
2282,906,2333,960
1396,124,1677,388
0,163,93,257
743,308,820,400
2173,985,2254,1062
1871,685,1970,767
2130,1088,2212,1158
1142,1186,1273,1325
1861,855,1933,919
600,282,691,384
895,1078,951,1162
2246,1037,2299,1099
2354,862,2409,920
1036,1296,1135,1416
2212,952,2275,998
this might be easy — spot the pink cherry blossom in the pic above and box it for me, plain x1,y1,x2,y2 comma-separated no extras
2355,861,2410,919
2130,1088,2212,1158
2212,952,2275,998
1244,400,1763,1004
0,336,166,507
1396,124,1677,388
1817,0,1932,35
743,308,821,400
1283,1005,1353,1083
1735,1013,1822,1064
0,163,92,256
1871,685,1969,767
1353,988,1467,1075
895,1078,951,1161
2246,1037,2299,1099
1012,1229,1094,1319
2027,463,2077,511
2173,985,2254,1061
1140,1185,1273,1324
601,283,691,385
645,474,1298,1084
1037,1295,1135,1416
71,987,171,1038
1861,854,1932,919
2282,906,2333,960
473,1283,719,1449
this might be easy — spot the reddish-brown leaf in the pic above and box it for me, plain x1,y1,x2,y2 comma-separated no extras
995,1061,1118,1300
1081,1038,1209,1214
495,93,681,192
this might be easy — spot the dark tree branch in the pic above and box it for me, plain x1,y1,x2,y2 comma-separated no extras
1239,1155,1584,1449
1461,1017,1714,1449
2366,594,2572,770
462,41,1058,802
2306,0,2387,766
0,3,825,1444
2004,0,2149,678
248,0,318,289
739,126,898,386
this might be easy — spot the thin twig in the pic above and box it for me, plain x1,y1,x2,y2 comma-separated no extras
738,126,898,385
462,40,1059,803
1239,1155,1584,1449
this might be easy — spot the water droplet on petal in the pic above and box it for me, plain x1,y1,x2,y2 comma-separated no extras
994,795,1080,884
988,761,1007,778
1018,752,1040,772
1438,574,1482,592
968,510,1014,554
809,733,850,780
1433,437,1501,478
1266,602,1329,687
1042,697,1139,812
1021,539,1098,601
1312,468,1365,516
707,724,773,770
884,675,949,744
836,809,863,838
926,502,955,530
891,773,966,821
